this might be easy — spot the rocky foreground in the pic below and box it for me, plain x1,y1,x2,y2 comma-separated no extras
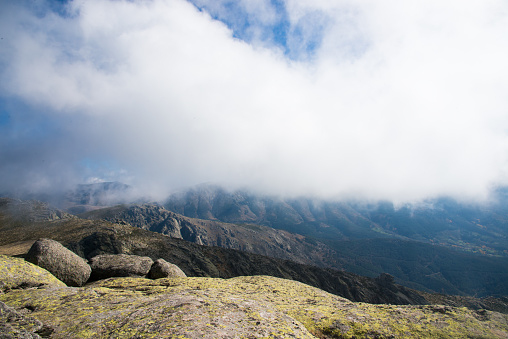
1,255,508,338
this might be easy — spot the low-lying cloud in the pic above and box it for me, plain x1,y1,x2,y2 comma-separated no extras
1,0,508,202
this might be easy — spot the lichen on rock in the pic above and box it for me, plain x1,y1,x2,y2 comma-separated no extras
0,255,65,291
1,275,507,338
0,301,44,339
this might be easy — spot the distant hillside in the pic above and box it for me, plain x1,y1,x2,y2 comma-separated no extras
63,182,135,213
164,184,395,240
326,238,508,297
0,197,427,306
355,196,508,256
3,196,508,314
163,184,508,297
79,203,338,268
0,197,75,222
164,184,508,256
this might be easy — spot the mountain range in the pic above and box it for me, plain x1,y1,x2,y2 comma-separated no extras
4,182,508,298
2,195,508,337
76,200,508,297
162,184,508,296
78,203,337,268
0,197,428,306
165,184,508,256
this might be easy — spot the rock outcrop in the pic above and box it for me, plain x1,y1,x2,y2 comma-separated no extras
24,239,91,287
88,254,153,281
148,258,187,279
0,255,65,291
1,274,507,338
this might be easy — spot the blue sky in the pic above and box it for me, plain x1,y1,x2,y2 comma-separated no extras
1,0,508,202
188,0,327,59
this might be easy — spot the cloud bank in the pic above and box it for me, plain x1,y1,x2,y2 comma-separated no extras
1,0,508,202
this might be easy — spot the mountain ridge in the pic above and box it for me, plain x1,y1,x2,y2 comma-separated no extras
164,184,508,256
0,197,427,306
161,184,508,296
72,197,508,297
78,203,338,268
2,196,508,315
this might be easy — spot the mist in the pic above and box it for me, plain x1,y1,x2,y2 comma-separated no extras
1,0,508,203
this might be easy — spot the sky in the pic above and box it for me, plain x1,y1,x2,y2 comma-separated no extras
1,0,508,202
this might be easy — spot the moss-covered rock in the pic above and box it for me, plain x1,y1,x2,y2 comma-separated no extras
1,275,507,338
0,255,65,291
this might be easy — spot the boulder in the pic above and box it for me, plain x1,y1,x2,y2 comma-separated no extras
148,258,187,279
0,255,65,291
25,239,91,287
88,254,153,281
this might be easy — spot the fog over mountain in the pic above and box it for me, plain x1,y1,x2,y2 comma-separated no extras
1,0,508,202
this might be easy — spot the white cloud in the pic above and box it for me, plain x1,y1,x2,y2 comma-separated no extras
1,0,508,202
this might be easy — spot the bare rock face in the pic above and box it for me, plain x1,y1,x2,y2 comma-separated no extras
89,254,153,281
148,259,186,279
25,239,91,287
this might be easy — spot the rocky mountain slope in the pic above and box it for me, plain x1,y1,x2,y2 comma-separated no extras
164,184,508,297
164,184,399,239
2,255,508,338
76,199,508,297
4,196,508,312
0,198,74,223
0,197,427,305
79,203,338,268
164,184,508,254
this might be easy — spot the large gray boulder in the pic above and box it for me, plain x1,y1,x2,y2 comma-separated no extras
148,258,187,279
25,239,91,287
89,254,153,281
